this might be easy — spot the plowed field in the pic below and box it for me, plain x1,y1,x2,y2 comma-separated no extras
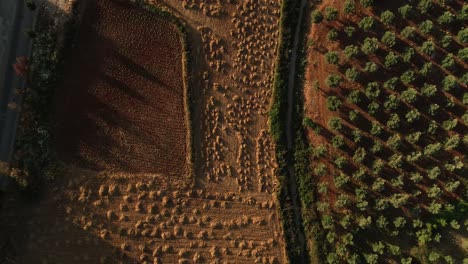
54,0,187,176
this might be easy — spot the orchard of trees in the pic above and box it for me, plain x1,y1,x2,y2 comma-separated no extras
305,0,467,263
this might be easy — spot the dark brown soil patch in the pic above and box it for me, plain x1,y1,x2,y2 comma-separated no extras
53,0,187,176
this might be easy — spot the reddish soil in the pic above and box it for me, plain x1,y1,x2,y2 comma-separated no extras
53,0,187,176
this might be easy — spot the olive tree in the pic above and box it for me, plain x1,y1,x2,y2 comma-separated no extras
325,51,340,65
365,82,381,99
438,11,455,25
442,75,458,91
361,37,379,54
420,40,435,56
343,45,359,59
359,16,375,31
360,0,374,8
326,74,342,87
343,0,356,14
418,0,434,14
419,62,434,77
401,26,416,39
419,20,434,34
421,83,437,97
311,10,324,23
325,7,339,21
381,31,396,47
380,11,395,25
398,5,413,19
400,71,416,85
345,68,359,82
385,52,399,68
457,27,468,43
441,54,455,70
328,116,343,131
401,87,418,103
327,29,338,41
327,96,342,111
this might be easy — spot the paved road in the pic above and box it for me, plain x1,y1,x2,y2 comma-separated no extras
0,1,37,189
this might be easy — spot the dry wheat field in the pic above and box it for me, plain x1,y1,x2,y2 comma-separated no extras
0,0,287,263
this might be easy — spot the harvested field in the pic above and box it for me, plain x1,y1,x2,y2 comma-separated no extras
53,0,187,176
1,0,288,263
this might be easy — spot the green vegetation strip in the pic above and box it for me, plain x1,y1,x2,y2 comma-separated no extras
269,0,311,262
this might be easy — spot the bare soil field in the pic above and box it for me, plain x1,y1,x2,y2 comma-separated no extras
53,0,187,176
304,0,467,262
1,0,287,263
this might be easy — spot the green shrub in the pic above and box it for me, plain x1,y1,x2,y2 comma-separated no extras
334,156,348,169
419,62,434,77
327,29,339,41
420,40,436,56
387,134,402,149
387,113,400,129
311,10,324,23
347,90,361,104
441,54,455,70
398,5,413,18
383,77,398,90
418,0,434,14
331,135,346,149
458,4,468,21
327,96,342,111
328,117,343,131
359,16,375,31
353,147,366,163
345,68,359,82
368,101,380,116
405,109,420,123
344,0,356,14
384,94,400,111
419,20,434,34
385,52,399,68
365,82,381,99
325,6,339,21
458,47,468,62
458,28,468,43
360,0,374,8
442,75,458,91
370,122,382,136
428,103,440,116
402,47,415,62
344,45,359,59
400,71,416,85
401,87,418,103
344,26,356,37
303,117,322,135
349,110,360,122
388,154,404,168
326,74,342,87
381,31,396,47
424,143,442,156
441,34,453,48
352,129,362,143
442,118,457,130
364,62,379,73
380,10,395,25
438,11,455,25
325,51,340,64
361,37,379,54
401,26,415,39
421,84,437,97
